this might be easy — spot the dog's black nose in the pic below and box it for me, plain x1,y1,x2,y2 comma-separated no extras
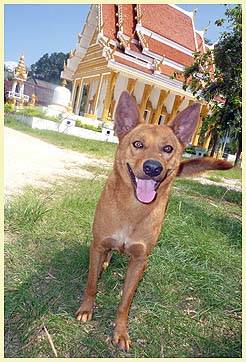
143,160,163,177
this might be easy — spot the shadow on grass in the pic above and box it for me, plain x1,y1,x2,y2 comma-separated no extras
5,230,241,358
192,333,242,358
4,241,131,358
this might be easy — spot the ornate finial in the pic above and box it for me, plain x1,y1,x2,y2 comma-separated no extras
152,56,165,72
193,8,198,17
14,54,27,81
204,21,211,33
138,31,148,49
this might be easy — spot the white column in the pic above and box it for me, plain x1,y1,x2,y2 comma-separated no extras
19,82,25,97
75,79,84,115
11,80,17,94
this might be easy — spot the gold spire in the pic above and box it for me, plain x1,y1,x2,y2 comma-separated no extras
61,79,67,87
14,54,27,81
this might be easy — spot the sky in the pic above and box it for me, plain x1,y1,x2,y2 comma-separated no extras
4,4,231,67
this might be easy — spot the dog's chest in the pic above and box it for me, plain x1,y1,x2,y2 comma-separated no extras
111,226,133,252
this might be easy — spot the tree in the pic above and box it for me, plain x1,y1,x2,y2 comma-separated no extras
30,52,69,84
204,37,213,46
174,5,242,165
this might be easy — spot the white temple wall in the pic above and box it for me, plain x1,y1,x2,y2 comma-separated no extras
133,80,145,105
88,78,99,102
149,87,160,109
165,92,176,114
112,74,128,119
96,77,108,118
114,74,128,102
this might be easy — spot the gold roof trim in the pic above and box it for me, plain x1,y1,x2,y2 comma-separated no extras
137,31,148,49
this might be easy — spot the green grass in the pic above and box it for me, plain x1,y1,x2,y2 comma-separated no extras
5,172,241,358
5,115,117,161
16,106,61,122
4,114,242,357
205,167,242,182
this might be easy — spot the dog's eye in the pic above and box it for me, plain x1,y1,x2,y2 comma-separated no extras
163,145,173,153
133,141,143,149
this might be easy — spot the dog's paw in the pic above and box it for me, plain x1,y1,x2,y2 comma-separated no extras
76,309,93,322
112,327,131,352
75,301,93,323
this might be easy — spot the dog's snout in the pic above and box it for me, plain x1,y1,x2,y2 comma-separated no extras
143,160,163,177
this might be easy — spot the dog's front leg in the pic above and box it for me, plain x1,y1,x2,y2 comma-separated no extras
76,244,107,322
113,245,147,351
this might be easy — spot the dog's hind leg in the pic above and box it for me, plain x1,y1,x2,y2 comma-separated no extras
76,243,108,323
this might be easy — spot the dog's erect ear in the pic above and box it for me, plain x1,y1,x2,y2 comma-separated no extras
168,103,201,145
177,157,233,177
114,91,140,140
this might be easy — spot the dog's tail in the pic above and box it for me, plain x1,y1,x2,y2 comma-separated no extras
177,157,233,177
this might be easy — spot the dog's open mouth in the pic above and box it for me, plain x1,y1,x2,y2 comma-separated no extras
127,163,161,204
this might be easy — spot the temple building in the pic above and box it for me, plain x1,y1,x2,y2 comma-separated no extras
4,55,58,107
61,4,212,146
5,55,30,105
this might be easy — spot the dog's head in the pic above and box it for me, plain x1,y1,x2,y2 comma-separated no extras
114,91,233,204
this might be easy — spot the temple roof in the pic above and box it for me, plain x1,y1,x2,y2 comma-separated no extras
138,5,197,51
62,4,208,96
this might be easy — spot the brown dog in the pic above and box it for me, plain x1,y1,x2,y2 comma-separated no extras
76,91,232,351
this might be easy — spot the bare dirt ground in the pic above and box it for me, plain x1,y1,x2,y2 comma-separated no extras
4,127,241,198
193,175,242,192
4,127,110,197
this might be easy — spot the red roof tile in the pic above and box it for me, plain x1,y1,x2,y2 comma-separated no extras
113,55,153,75
120,5,135,37
146,37,194,67
129,41,142,53
140,4,196,51
159,64,185,80
102,5,117,40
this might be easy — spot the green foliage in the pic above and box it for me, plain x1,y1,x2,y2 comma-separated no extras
184,146,207,156
75,120,102,132
4,103,15,113
174,5,242,162
184,145,197,155
30,52,69,84
17,106,60,122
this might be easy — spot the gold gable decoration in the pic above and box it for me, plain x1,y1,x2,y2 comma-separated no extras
91,28,99,45
135,5,142,24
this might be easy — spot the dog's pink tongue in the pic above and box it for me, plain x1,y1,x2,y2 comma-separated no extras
136,178,156,203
